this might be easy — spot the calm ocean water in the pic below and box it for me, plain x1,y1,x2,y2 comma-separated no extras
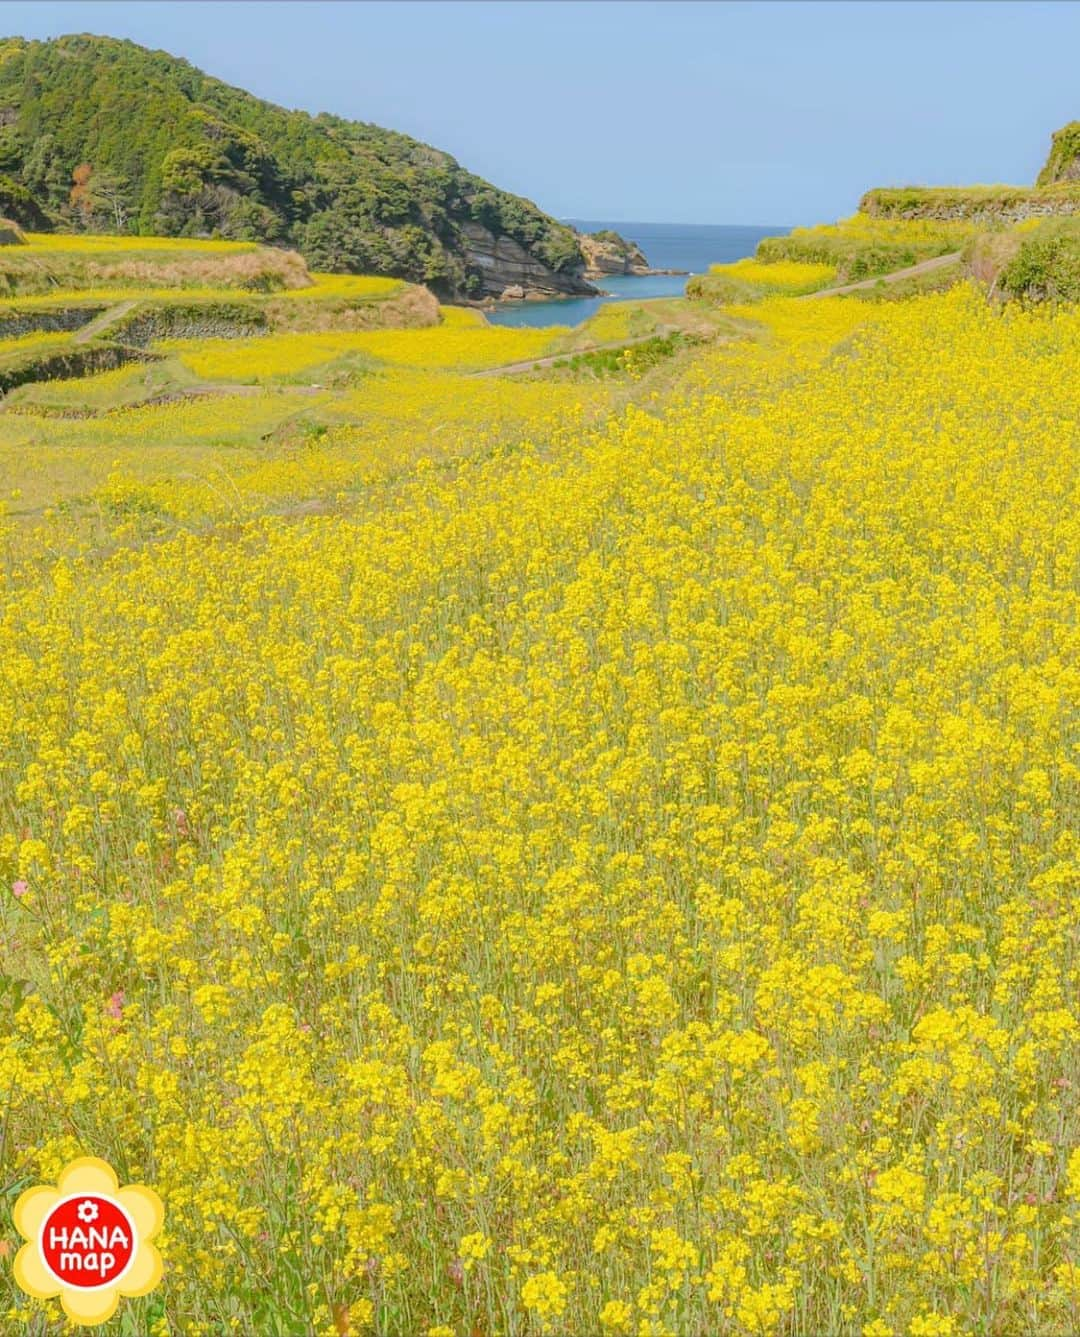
486,219,788,328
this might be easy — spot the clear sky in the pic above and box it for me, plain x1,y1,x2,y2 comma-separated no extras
0,1,1077,227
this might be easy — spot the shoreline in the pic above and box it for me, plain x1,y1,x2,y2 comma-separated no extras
583,266,690,280
474,268,692,314
465,264,689,311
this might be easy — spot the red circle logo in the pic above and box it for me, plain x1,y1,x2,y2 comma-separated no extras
39,1194,136,1289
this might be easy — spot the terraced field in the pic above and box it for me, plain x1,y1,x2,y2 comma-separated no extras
0,235,733,562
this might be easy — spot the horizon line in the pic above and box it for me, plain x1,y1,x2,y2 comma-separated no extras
563,217,796,230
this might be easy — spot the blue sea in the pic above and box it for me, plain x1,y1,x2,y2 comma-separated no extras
485,219,789,328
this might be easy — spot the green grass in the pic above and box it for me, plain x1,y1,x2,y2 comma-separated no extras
841,265,966,303
686,272,761,305
997,218,1080,303
4,357,201,415
546,332,698,379
567,296,727,346
1038,121,1080,187
0,338,159,395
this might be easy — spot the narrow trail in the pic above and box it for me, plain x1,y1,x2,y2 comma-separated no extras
137,382,327,408
804,251,963,299
0,380,328,419
72,299,139,343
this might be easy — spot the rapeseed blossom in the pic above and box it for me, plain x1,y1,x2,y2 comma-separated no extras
1,283,1079,1333
159,322,563,379
708,258,837,292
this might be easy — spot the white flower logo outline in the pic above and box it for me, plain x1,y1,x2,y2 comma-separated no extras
13,1156,164,1327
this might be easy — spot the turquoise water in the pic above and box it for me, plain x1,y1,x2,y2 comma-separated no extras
486,220,788,328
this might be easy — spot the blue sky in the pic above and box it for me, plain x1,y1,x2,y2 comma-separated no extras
0,1,1077,226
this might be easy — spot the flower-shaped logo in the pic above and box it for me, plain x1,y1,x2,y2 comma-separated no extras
13,1156,163,1327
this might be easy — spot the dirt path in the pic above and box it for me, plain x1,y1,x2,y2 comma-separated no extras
469,329,676,379
1,380,329,420
804,251,963,299
73,299,139,343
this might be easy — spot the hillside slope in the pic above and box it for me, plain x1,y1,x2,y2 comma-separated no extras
1038,120,1080,185
0,33,596,300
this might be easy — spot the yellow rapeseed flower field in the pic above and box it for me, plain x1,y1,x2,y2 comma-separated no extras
20,232,260,254
707,258,837,293
284,273,405,300
1,282,1080,1336
0,330,75,359
782,213,975,246
577,302,658,342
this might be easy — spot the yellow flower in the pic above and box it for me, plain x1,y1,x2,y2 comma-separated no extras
873,1166,927,1214
458,1231,492,1268
521,1271,569,1323
1067,1147,1080,1200
909,1315,957,1337
598,1299,633,1331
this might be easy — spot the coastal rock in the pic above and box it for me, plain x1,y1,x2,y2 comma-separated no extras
578,230,651,276
460,221,597,300
576,229,688,279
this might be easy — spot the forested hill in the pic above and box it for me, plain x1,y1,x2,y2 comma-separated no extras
0,33,593,298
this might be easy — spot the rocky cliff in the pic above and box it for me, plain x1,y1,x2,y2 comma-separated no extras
461,222,598,300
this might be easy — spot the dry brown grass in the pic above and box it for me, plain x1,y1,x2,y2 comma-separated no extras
87,247,311,292
0,244,312,296
962,230,1024,294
